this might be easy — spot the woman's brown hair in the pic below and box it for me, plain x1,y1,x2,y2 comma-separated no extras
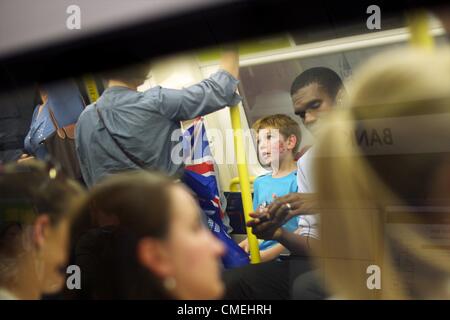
71,170,176,299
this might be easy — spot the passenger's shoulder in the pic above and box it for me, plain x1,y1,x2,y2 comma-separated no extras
77,104,96,123
141,85,163,98
255,172,272,183
297,146,314,166
81,103,95,114
288,170,298,181
140,86,166,108
289,171,298,189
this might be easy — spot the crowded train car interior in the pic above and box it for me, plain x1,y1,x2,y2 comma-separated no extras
1,0,450,305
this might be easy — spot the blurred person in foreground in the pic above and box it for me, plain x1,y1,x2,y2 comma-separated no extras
69,171,225,299
0,160,84,299
312,48,450,299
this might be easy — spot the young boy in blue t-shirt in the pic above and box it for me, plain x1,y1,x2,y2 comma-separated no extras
239,114,300,262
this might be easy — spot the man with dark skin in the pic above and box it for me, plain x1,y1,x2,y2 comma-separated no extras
224,67,344,299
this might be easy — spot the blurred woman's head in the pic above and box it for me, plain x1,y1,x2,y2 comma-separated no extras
75,171,224,300
313,49,450,299
0,160,84,299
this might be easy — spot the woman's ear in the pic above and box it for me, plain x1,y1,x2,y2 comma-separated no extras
32,214,50,249
137,238,173,278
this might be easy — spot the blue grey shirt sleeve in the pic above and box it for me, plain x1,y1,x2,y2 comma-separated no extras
151,70,242,121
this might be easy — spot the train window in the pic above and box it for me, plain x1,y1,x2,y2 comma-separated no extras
238,18,448,148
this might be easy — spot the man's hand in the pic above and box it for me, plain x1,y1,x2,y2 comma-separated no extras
266,193,317,223
246,193,317,241
246,206,289,241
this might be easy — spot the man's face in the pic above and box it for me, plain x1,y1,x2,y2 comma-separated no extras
291,82,334,135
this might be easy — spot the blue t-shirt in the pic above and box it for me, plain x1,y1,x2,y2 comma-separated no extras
253,171,299,250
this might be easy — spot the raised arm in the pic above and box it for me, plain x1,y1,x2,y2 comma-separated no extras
219,48,239,79
154,49,241,121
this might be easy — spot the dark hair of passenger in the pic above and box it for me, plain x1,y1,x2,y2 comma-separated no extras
0,160,83,230
290,67,344,101
101,62,151,84
0,160,84,290
71,171,175,300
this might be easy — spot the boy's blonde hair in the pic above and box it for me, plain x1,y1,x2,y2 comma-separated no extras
252,114,301,153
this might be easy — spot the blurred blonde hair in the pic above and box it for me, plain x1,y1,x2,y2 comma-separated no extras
313,48,450,299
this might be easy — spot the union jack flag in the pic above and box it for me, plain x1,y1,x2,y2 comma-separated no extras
183,117,224,219
182,117,249,268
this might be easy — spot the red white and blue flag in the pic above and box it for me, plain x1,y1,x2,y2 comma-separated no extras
182,118,249,268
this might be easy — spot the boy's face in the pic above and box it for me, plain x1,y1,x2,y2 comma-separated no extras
257,128,291,167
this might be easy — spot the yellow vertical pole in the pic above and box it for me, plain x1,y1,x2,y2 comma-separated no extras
407,10,435,50
230,105,261,264
83,74,100,103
